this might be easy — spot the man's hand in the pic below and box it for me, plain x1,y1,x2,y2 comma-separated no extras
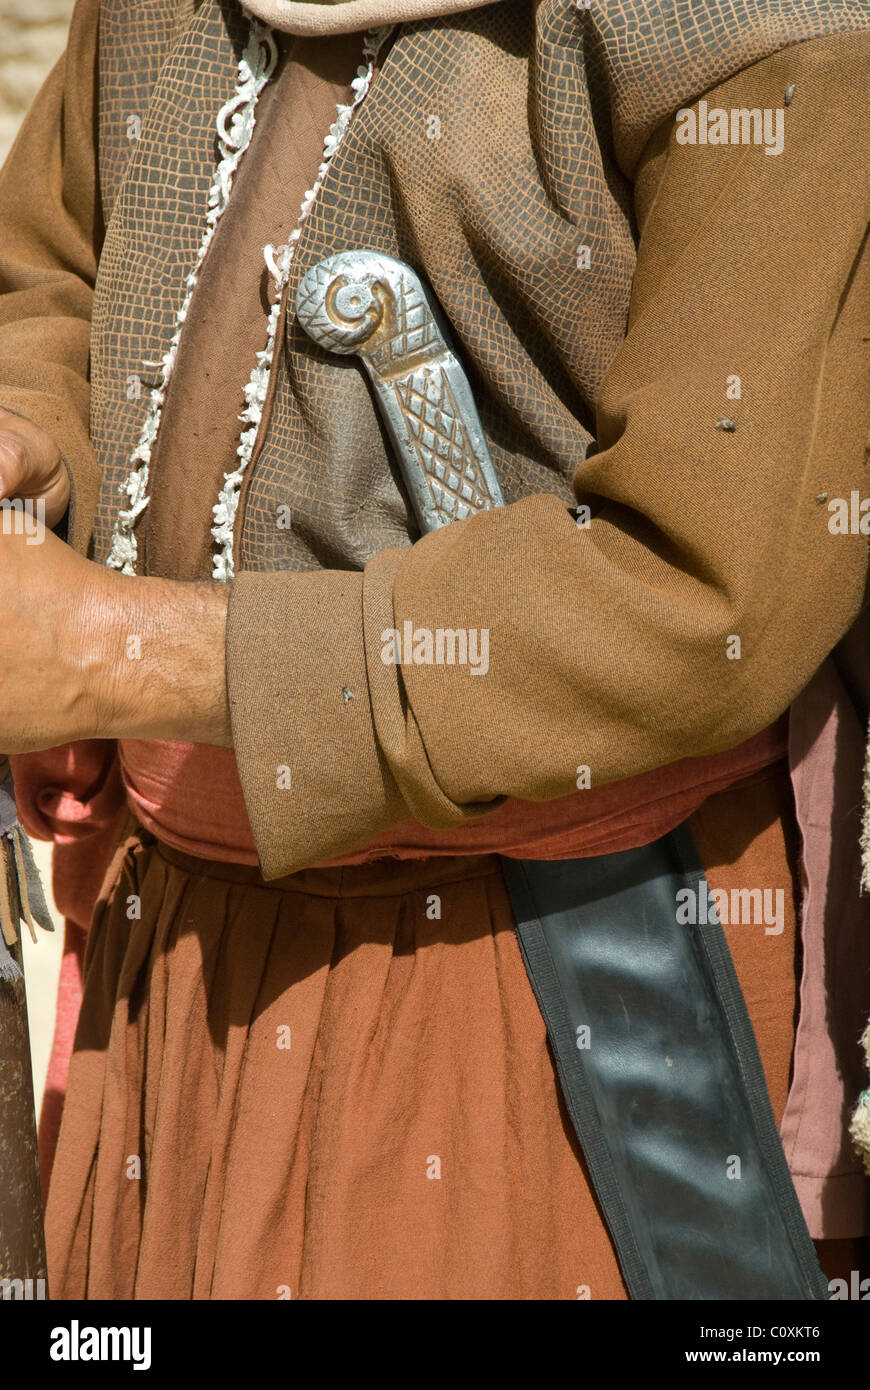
0,409,71,528
0,521,231,753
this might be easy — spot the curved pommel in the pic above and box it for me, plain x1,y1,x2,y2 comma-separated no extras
295,250,410,356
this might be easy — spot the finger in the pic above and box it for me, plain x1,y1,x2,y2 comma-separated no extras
26,467,71,530
0,418,59,494
0,431,30,498
0,423,69,527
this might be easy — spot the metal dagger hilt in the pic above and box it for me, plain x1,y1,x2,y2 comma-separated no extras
294,250,504,535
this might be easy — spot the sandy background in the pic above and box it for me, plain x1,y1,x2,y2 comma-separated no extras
1,0,77,1108
0,0,73,161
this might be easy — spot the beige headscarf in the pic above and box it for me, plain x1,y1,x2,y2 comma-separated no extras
242,0,492,36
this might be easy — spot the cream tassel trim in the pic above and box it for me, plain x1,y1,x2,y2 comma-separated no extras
860,721,870,892
850,1024,870,1177
210,24,393,581
106,16,279,575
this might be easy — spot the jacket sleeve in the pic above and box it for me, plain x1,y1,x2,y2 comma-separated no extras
0,0,102,552
226,30,870,880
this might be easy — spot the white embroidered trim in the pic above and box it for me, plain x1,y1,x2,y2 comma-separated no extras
106,17,279,575
210,24,393,581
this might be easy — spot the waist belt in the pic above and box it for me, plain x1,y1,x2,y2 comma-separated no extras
295,250,827,1300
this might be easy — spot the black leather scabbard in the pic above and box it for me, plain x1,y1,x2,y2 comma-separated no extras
501,824,829,1301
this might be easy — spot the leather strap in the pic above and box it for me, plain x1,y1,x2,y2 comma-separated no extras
501,825,829,1301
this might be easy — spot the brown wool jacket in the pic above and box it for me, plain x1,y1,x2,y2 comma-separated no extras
0,0,868,880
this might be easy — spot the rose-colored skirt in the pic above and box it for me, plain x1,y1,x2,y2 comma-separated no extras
46,765,807,1300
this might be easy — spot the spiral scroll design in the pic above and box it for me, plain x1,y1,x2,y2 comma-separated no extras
295,251,402,355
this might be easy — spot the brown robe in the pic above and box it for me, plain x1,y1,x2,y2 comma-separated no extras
41,765,799,1299
1,0,869,1295
4,1,868,878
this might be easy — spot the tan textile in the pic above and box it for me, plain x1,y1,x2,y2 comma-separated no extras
243,0,490,36
141,27,368,581
227,29,870,878
1,0,869,1266
47,761,798,1300
0,2,867,880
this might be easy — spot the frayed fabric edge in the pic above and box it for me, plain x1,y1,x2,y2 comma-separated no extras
861,723,870,893
210,23,394,581
106,15,279,576
850,723,870,1174
850,1025,870,1178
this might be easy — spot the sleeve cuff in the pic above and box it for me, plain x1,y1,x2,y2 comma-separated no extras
226,548,499,879
226,563,405,879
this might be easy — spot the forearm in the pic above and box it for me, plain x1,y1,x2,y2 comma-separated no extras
0,525,231,757
94,572,232,747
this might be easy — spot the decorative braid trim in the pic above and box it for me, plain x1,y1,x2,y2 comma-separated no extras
106,16,279,575
850,1024,870,1178
860,723,870,893
210,24,393,581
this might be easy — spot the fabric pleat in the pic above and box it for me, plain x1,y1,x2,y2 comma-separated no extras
46,762,808,1299
47,841,628,1300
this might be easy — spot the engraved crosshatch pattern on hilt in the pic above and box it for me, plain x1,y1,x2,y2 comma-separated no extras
394,370,494,526
295,250,505,534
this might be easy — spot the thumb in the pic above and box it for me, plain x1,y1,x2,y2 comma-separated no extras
0,418,69,528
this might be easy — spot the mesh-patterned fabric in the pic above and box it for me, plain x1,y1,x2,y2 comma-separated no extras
96,0,197,223
88,0,868,574
91,0,254,568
